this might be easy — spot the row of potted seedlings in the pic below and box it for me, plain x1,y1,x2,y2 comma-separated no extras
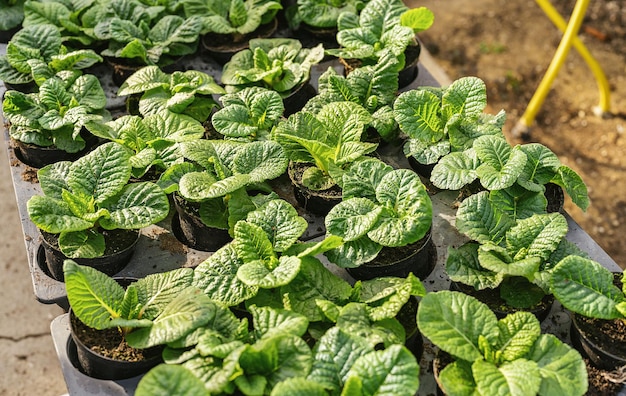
1,0,624,395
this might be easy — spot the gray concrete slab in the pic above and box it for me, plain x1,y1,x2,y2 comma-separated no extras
0,135,67,396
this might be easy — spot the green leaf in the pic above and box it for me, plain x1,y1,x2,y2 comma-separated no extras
324,235,382,268
495,311,541,362
368,169,432,246
394,89,444,142
344,345,420,396
446,243,504,290
400,7,434,32
63,260,126,329
27,195,93,234
550,256,623,319
528,334,588,396
552,166,589,211
472,359,541,396
244,199,308,252
442,76,487,119
456,191,514,244
282,257,353,322
99,182,169,230
233,221,276,264
133,268,194,320
417,290,498,362
126,288,216,349
237,255,301,288
505,213,568,261
326,198,382,242
478,244,541,279
308,327,373,392
271,377,328,396
250,305,309,340
500,277,547,309
233,140,288,183
431,150,480,190
67,142,132,203
193,244,258,306
135,364,207,396
474,137,527,190
59,229,106,258
438,360,476,396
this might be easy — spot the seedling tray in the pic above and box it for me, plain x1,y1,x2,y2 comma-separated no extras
2,43,622,395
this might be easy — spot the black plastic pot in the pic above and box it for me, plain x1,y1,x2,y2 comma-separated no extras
407,155,435,179
39,229,140,282
282,81,317,117
287,162,342,216
68,286,163,380
12,132,99,169
172,194,232,252
570,313,626,371
347,230,436,281
398,41,421,89
201,18,278,65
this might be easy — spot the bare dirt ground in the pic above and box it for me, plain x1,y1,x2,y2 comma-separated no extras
407,0,626,268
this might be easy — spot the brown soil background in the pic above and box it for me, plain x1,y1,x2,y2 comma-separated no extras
407,0,626,268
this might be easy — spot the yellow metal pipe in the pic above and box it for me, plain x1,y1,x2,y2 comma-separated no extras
515,0,602,134
535,0,611,114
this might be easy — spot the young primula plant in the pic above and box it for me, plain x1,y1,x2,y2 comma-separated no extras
117,66,225,123
221,38,324,97
27,142,170,258
448,207,588,309
289,0,364,29
324,157,432,267
0,23,102,86
157,139,289,233
3,71,109,153
304,50,400,142
430,135,589,211
86,111,206,178
418,290,588,396
272,101,376,191
180,0,282,37
64,261,218,349
394,76,506,169
325,0,434,68
211,86,285,141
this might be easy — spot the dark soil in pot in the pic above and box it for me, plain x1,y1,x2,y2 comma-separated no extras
570,313,626,372
201,18,278,65
40,228,140,282
171,193,232,252
449,281,554,323
545,182,565,213
287,162,342,216
347,230,436,281
69,303,163,380
292,23,340,56
583,357,626,395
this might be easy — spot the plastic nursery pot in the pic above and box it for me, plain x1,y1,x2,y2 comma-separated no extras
397,296,424,360
200,18,278,65
407,155,435,179
398,41,421,89
39,229,140,282
68,278,164,380
171,193,233,252
287,162,343,216
282,80,317,117
449,281,555,323
432,350,454,396
11,131,99,169
570,314,626,372
347,229,436,281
